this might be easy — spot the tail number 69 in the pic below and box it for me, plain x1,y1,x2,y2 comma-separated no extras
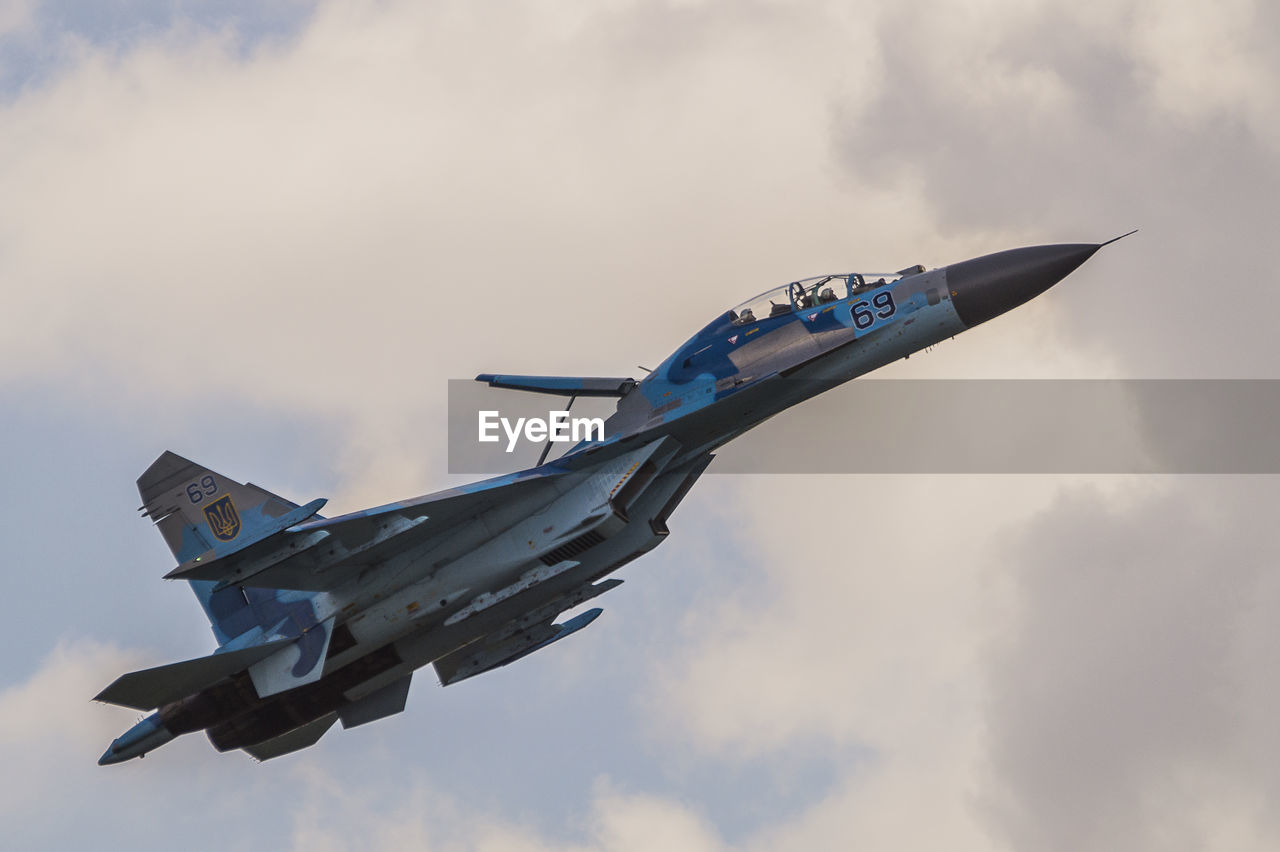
852,291,896,330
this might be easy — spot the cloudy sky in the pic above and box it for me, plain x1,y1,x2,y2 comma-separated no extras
2,1,1277,849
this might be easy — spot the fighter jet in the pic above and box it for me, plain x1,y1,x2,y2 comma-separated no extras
96,237,1125,764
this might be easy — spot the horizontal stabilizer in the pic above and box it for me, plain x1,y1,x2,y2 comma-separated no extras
94,638,294,711
199,515,428,593
163,498,328,582
339,675,412,729
476,374,636,397
137,450,327,567
242,712,338,762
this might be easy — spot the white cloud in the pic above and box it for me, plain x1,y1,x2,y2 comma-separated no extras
286,767,727,852
647,475,1049,850
588,782,726,852
0,639,147,816
652,475,1043,754
981,477,1280,851
0,639,143,750
1130,0,1278,135
648,473,1280,851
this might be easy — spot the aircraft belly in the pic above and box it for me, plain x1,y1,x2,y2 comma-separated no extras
188,449,704,756
184,508,665,752
341,442,679,643
344,457,698,681
201,523,657,753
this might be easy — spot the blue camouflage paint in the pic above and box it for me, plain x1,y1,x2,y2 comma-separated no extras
175,505,323,646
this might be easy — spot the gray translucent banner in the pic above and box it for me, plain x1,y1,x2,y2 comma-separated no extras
448,380,1280,474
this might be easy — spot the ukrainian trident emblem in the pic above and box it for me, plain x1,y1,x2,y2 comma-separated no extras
203,495,241,542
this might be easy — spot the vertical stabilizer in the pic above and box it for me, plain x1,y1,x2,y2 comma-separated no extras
137,451,311,561
137,452,326,646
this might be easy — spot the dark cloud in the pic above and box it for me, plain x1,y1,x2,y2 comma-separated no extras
985,478,1280,850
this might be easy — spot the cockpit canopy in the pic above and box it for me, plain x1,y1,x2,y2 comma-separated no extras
728,272,905,326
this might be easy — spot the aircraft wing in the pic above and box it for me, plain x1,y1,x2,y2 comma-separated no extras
166,470,563,591
94,637,296,711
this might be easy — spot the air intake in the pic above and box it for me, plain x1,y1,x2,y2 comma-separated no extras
541,529,606,566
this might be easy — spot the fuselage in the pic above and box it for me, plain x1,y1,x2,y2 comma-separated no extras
101,241,1108,763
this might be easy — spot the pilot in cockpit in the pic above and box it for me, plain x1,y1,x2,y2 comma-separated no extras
794,286,813,310
818,286,837,304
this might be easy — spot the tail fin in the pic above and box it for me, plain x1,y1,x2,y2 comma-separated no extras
137,452,325,645
136,451,313,561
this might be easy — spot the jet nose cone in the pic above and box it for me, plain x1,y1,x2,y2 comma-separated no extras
946,242,1101,328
